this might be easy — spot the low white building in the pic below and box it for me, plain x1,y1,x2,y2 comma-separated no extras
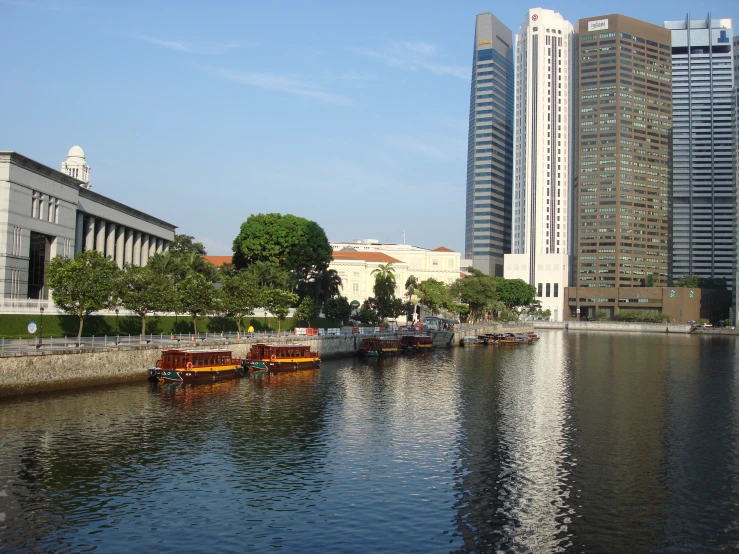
0,147,176,308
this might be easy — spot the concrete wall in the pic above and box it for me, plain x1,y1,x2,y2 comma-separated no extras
535,321,692,333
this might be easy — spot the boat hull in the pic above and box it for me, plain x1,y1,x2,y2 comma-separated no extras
245,359,320,373
149,365,245,384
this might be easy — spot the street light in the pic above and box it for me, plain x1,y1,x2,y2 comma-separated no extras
115,308,119,337
39,306,44,347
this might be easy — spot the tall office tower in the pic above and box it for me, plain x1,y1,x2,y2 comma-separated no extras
464,13,515,276
665,15,735,289
734,35,739,317
503,8,574,321
574,15,672,292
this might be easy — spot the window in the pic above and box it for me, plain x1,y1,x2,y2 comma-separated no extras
554,283,559,297
546,283,551,297
352,283,359,292
537,283,543,297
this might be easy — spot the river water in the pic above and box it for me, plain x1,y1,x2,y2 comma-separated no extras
1,330,739,553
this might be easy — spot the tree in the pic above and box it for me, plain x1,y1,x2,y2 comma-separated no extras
46,251,120,342
244,260,296,291
371,263,397,299
495,278,536,310
323,295,352,325
218,271,261,336
232,213,332,280
148,234,216,283
119,265,173,336
405,275,419,298
294,297,319,326
263,288,298,336
178,273,216,335
415,278,450,315
675,276,699,288
355,304,380,326
299,268,343,306
645,273,657,287
450,269,498,321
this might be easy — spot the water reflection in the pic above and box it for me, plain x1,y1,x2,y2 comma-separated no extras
3,333,739,552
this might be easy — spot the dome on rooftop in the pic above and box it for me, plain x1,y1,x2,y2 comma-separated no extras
67,145,85,158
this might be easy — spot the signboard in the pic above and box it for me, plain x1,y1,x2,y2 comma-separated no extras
588,19,608,32
689,290,694,298
27,321,37,334
670,289,676,298
478,40,492,45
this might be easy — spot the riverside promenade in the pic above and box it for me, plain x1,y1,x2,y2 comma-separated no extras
0,323,520,398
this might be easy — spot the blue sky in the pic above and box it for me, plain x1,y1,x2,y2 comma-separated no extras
2,0,737,255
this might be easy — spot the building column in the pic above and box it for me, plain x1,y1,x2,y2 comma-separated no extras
141,234,150,266
124,229,134,265
163,240,170,253
149,236,157,259
133,231,142,266
156,238,163,254
105,223,116,259
84,216,95,252
74,212,85,254
95,218,106,253
115,226,125,268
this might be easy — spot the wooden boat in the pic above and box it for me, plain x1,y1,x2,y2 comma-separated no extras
149,349,245,383
527,332,540,341
243,343,320,372
358,337,401,356
400,334,434,353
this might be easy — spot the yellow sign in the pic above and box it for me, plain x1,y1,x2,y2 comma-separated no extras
478,40,492,45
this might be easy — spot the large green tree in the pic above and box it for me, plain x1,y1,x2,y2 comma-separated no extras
372,263,397,299
294,297,319,326
119,265,173,336
322,295,352,325
494,278,537,310
450,269,498,321
232,213,332,280
298,268,343,307
148,234,216,283
415,278,450,315
46,250,120,341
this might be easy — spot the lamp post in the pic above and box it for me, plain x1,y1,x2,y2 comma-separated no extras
39,306,44,347
115,308,119,338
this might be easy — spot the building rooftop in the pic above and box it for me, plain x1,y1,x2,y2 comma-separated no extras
331,251,404,264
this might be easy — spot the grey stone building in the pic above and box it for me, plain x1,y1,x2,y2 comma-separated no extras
0,148,176,306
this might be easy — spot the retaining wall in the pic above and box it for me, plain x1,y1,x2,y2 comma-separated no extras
534,321,692,333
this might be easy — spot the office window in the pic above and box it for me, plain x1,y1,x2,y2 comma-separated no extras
537,283,543,297
554,283,559,297
546,283,551,297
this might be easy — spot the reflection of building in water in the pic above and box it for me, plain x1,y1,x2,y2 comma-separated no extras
565,333,669,551
454,333,573,551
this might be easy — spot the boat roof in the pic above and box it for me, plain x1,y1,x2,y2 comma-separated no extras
161,349,234,355
251,343,311,348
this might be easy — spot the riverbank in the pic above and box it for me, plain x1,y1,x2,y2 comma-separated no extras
0,324,516,398
535,321,694,333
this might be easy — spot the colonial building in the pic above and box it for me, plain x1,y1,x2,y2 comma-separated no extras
0,148,176,305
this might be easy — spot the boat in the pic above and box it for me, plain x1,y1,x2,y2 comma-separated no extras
148,349,245,383
400,334,434,353
527,332,540,341
460,336,479,346
358,337,401,356
243,343,320,372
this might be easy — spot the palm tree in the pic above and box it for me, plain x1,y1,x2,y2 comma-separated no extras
371,263,397,299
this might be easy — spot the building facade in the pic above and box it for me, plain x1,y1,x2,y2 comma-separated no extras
665,15,735,289
0,149,176,306
573,15,672,291
504,8,575,321
464,13,515,277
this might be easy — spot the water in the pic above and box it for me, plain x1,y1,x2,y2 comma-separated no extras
2,330,739,553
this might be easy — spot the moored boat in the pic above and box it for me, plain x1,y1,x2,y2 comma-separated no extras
400,334,434,353
244,343,320,372
149,349,245,383
358,337,401,356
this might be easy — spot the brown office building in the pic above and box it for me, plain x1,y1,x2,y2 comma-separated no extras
573,15,672,306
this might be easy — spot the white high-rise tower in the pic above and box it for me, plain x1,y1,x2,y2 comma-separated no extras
504,8,574,322
60,145,91,188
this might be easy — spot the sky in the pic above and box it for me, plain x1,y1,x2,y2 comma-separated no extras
2,0,738,256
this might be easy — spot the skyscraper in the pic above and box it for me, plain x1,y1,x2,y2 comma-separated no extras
573,15,672,293
504,8,574,321
464,13,514,277
664,15,735,288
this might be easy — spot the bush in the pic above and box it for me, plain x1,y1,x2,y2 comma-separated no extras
613,310,669,323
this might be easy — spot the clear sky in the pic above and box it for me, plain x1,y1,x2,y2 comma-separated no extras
2,0,737,255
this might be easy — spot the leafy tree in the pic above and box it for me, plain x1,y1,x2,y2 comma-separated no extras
675,276,699,288
232,213,332,280
372,263,397,299
298,268,343,306
405,275,419,298
178,273,216,335
645,273,657,287
495,278,536,310
415,278,450,315
218,271,261,335
46,250,120,342
294,297,319,326
355,304,380,326
323,295,352,325
148,234,217,283
119,265,173,336
450,269,498,320
244,260,296,291
263,288,298,336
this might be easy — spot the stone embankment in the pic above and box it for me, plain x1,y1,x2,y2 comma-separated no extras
0,324,516,399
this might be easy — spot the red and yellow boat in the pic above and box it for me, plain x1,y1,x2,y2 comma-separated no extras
148,349,245,383
243,343,320,373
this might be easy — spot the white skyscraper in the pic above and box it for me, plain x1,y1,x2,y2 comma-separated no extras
60,145,91,188
504,8,574,321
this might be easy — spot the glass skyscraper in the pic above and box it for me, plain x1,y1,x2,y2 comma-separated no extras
464,13,514,277
664,15,736,288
